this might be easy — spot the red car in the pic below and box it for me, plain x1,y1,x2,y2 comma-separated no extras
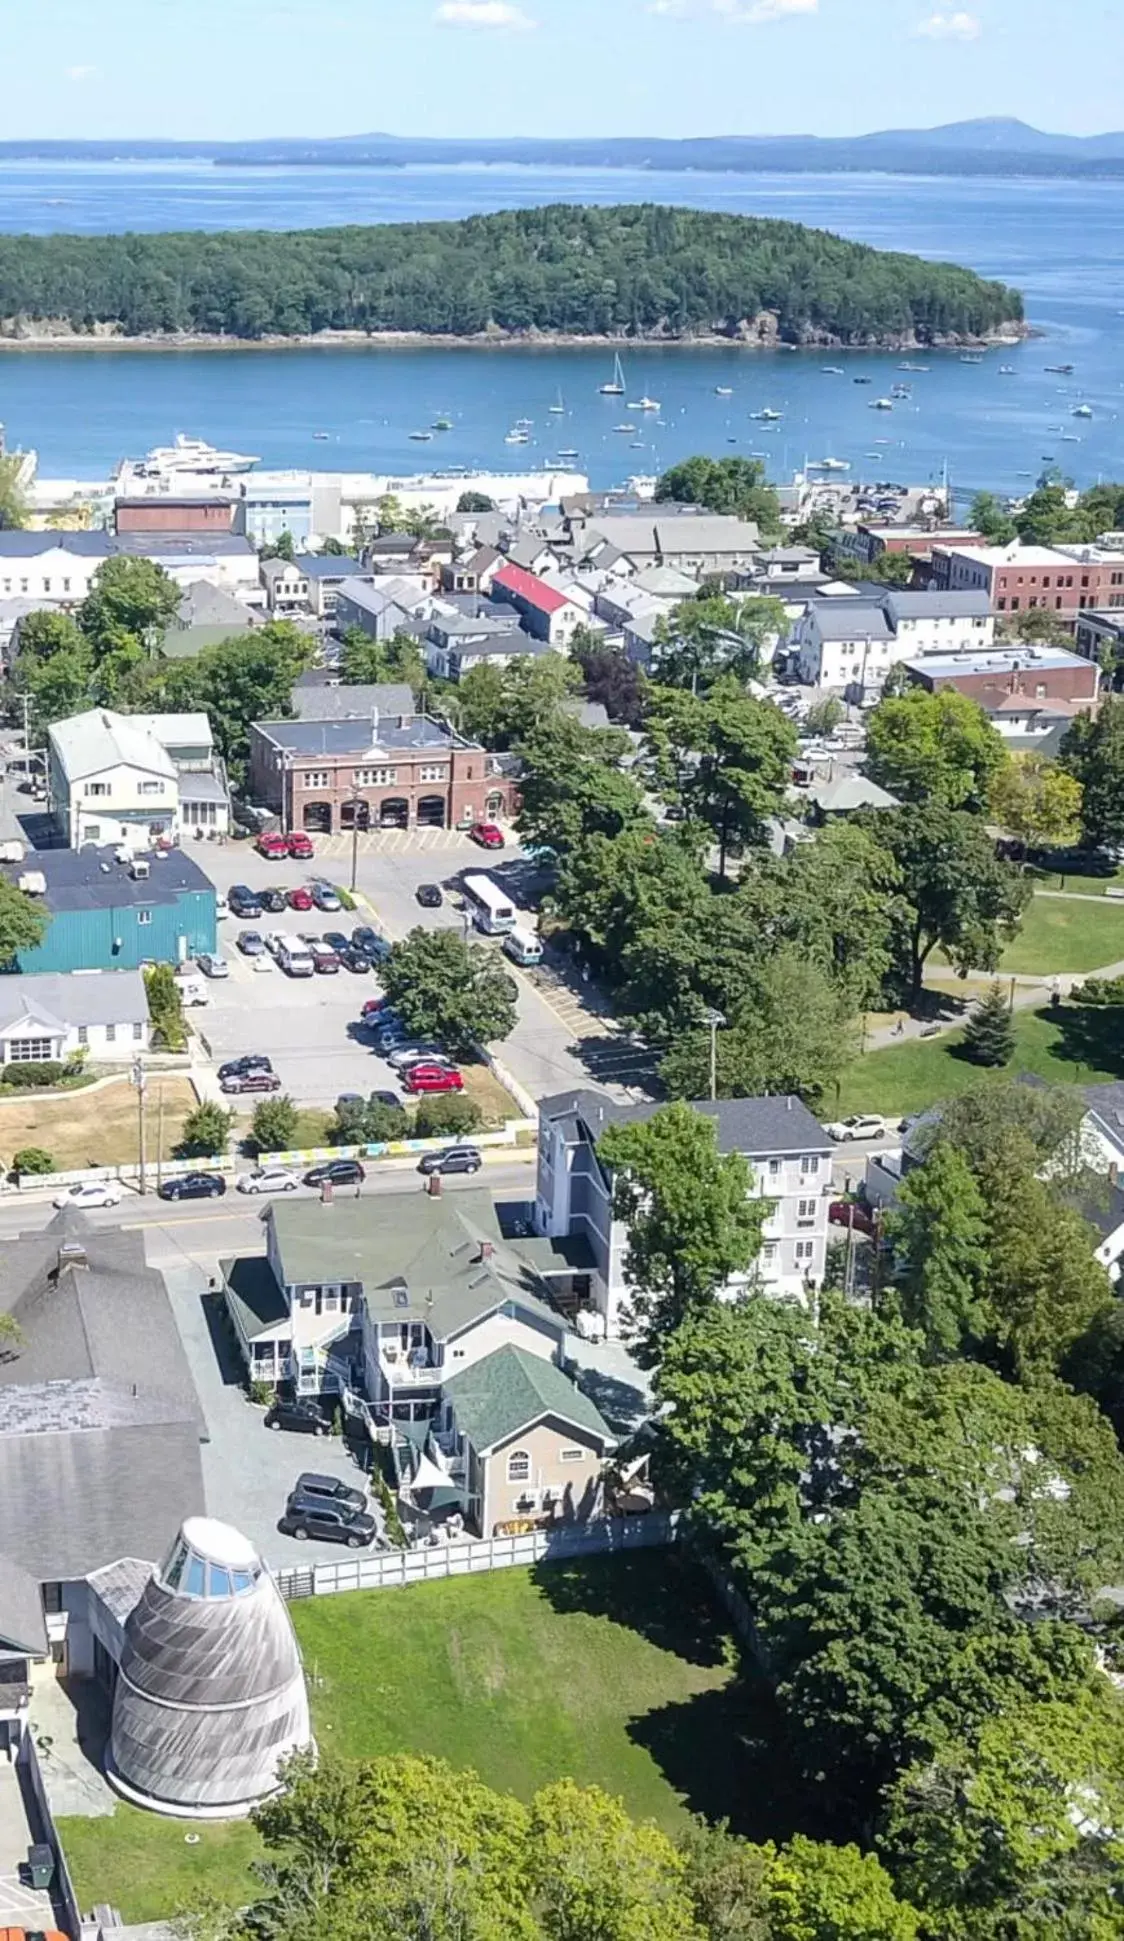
469,822,505,850
361,995,392,1017
256,832,289,860
221,1070,283,1096
287,885,314,911
404,1064,464,1094
828,1199,877,1237
287,831,314,860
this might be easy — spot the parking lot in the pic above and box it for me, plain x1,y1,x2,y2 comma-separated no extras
189,831,630,1110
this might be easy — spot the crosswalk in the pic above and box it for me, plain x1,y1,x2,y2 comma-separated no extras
312,828,483,860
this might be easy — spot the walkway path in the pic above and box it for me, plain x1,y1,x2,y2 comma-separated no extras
866,955,1124,1053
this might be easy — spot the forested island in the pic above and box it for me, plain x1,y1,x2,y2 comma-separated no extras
0,203,1022,346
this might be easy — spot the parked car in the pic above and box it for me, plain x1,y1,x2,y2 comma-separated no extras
259,886,289,914
218,1054,273,1080
387,1044,453,1072
352,926,390,963
308,941,341,974
369,1089,402,1109
53,1180,124,1210
374,1027,408,1054
416,882,443,908
237,1164,300,1193
824,1114,888,1143
404,1065,464,1094
361,995,393,1018
279,1495,378,1547
265,1398,331,1436
256,832,289,860
323,931,352,956
287,885,314,912
263,931,287,959
829,1199,877,1236
236,929,266,956
228,884,263,919
222,1070,282,1096
288,1471,368,1515
311,881,343,913
417,1145,482,1176
287,831,315,860
158,1172,227,1202
304,1158,365,1188
469,821,505,850
197,953,230,978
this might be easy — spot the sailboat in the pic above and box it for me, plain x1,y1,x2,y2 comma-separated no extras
599,353,626,396
549,390,565,414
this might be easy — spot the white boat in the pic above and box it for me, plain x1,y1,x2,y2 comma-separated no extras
821,366,845,376
808,456,851,472
504,430,530,445
557,448,580,459
627,396,661,412
872,398,895,411
549,391,565,414
751,407,783,421
136,434,260,478
599,353,626,396
715,386,734,396
1073,404,1094,418
1061,433,1081,443
313,431,330,440
613,423,637,434
409,430,434,441
898,361,930,372
960,353,984,364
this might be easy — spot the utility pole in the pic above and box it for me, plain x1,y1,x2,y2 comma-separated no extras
702,1007,725,1103
156,1082,165,1193
131,1057,147,1196
349,787,363,895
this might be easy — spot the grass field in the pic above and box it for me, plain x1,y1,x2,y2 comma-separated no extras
996,896,1124,974
0,1073,198,1171
835,1003,1123,1118
58,1553,746,1923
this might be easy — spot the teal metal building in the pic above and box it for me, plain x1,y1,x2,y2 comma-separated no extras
8,847,217,974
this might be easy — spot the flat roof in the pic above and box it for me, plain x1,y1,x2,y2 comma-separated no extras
254,714,468,756
2,844,215,914
907,647,1090,677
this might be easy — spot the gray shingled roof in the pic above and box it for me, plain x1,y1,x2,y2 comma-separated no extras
0,1551,48,1655
0,969,147,1033
443,1344,613,1455
539,1089,832,1156
290,681,415,722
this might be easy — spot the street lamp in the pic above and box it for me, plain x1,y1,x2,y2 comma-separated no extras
701,1006,726,1102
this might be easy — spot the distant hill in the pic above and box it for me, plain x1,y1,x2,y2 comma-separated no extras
3,121,1124,177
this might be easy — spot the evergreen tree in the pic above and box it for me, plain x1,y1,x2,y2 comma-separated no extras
962,981,1015,1067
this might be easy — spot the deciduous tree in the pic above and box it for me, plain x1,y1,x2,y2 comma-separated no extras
383,926,517,1055
886,1141,990,1357
660,951,857,1109
990,753,1083,856
516,715,648,858
647,681,796,879
870,804,1029,1001
1060,695,1124,851
865,687,1008,811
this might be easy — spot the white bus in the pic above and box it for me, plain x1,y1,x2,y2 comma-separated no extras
462,872,517,936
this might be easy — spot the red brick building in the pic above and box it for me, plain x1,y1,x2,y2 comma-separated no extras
249,713,517,834
904,644,1100,710
115,498,238,534
930,542,1124,615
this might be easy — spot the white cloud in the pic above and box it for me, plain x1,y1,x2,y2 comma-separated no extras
434,1,535,25
64,64,99,82
914,10,982,38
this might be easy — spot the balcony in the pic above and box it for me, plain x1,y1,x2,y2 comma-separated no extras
381,1344,441,1387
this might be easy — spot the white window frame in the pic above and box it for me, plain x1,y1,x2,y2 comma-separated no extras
560,1447,584,1463
507,1449,531,1483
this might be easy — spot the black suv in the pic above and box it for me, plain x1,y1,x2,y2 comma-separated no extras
218,1055,274,1080
416,883,443,908
352,926,391,964
265,1398,331,1436
288,1470,368,1516
304,1158,365,1188
417,1145,483,1176
229,884,263,918
279,1494,378,1547
259,886,288,913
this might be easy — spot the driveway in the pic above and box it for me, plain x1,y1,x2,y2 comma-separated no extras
162,1255,377,1568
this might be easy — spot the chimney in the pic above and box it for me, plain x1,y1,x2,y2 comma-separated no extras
56,1241,88,1272
371,707,379,741
399,714,411,731
476,1240,495,1264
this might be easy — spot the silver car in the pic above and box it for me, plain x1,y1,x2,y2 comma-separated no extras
237,1166,300,1195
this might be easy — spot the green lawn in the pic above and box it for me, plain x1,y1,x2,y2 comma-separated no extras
835,1003,1124,1119
58,1554,743,1923
995,895,1124,974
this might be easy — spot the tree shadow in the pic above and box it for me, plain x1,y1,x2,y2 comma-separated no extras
200,1286,251,1388
571,1364,651,1435
1047,1003,1124,1081
531,1550,730,1668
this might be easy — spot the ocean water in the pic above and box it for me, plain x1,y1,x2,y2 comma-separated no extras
0,161,1121,494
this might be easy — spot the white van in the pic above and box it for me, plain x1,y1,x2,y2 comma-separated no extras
278,940,316,978
502,926,543,968
175,973,208,1008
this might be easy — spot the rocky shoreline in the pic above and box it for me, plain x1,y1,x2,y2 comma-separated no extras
0,318,1030,354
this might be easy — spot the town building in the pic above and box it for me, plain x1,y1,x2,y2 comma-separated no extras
0,969,150,1067
832,524,985,567
490,563,586,647
902,645,1099,753
48,708,231,845
423,609,548,682
115,497,237,535
7,845,217,974
260,556,310,615
294,554,370,619
1074,609,1124,684
249,711,515,835
437,1345,615,1537
930,541,1124,616
791,589,994,693
161,580,259,659
290,677,415,722
534,1091,834,1334
572,513,761,577
334,576,428,642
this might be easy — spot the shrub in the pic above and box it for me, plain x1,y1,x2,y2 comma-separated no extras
333,885,357,912
176,1100,235,1158
248,1094,300,1156
2,1061,65,1090
414,1094,483,1139
249,1376,275,1408
372,1466,408,1548
1074,975,1124,1007
144,963,187,1051
12,1147,54,1175
363,1100,411,1143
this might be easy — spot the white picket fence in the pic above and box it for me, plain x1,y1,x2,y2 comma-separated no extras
274,1511,680,1600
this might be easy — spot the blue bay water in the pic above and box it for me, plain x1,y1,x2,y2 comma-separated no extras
0,161,1122,494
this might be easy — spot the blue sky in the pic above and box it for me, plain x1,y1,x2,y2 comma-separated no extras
4,0,1120,141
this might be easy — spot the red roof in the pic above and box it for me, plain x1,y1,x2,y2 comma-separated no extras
492,562,573,616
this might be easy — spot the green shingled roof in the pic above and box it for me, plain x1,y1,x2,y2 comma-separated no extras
443,1345,614,1455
